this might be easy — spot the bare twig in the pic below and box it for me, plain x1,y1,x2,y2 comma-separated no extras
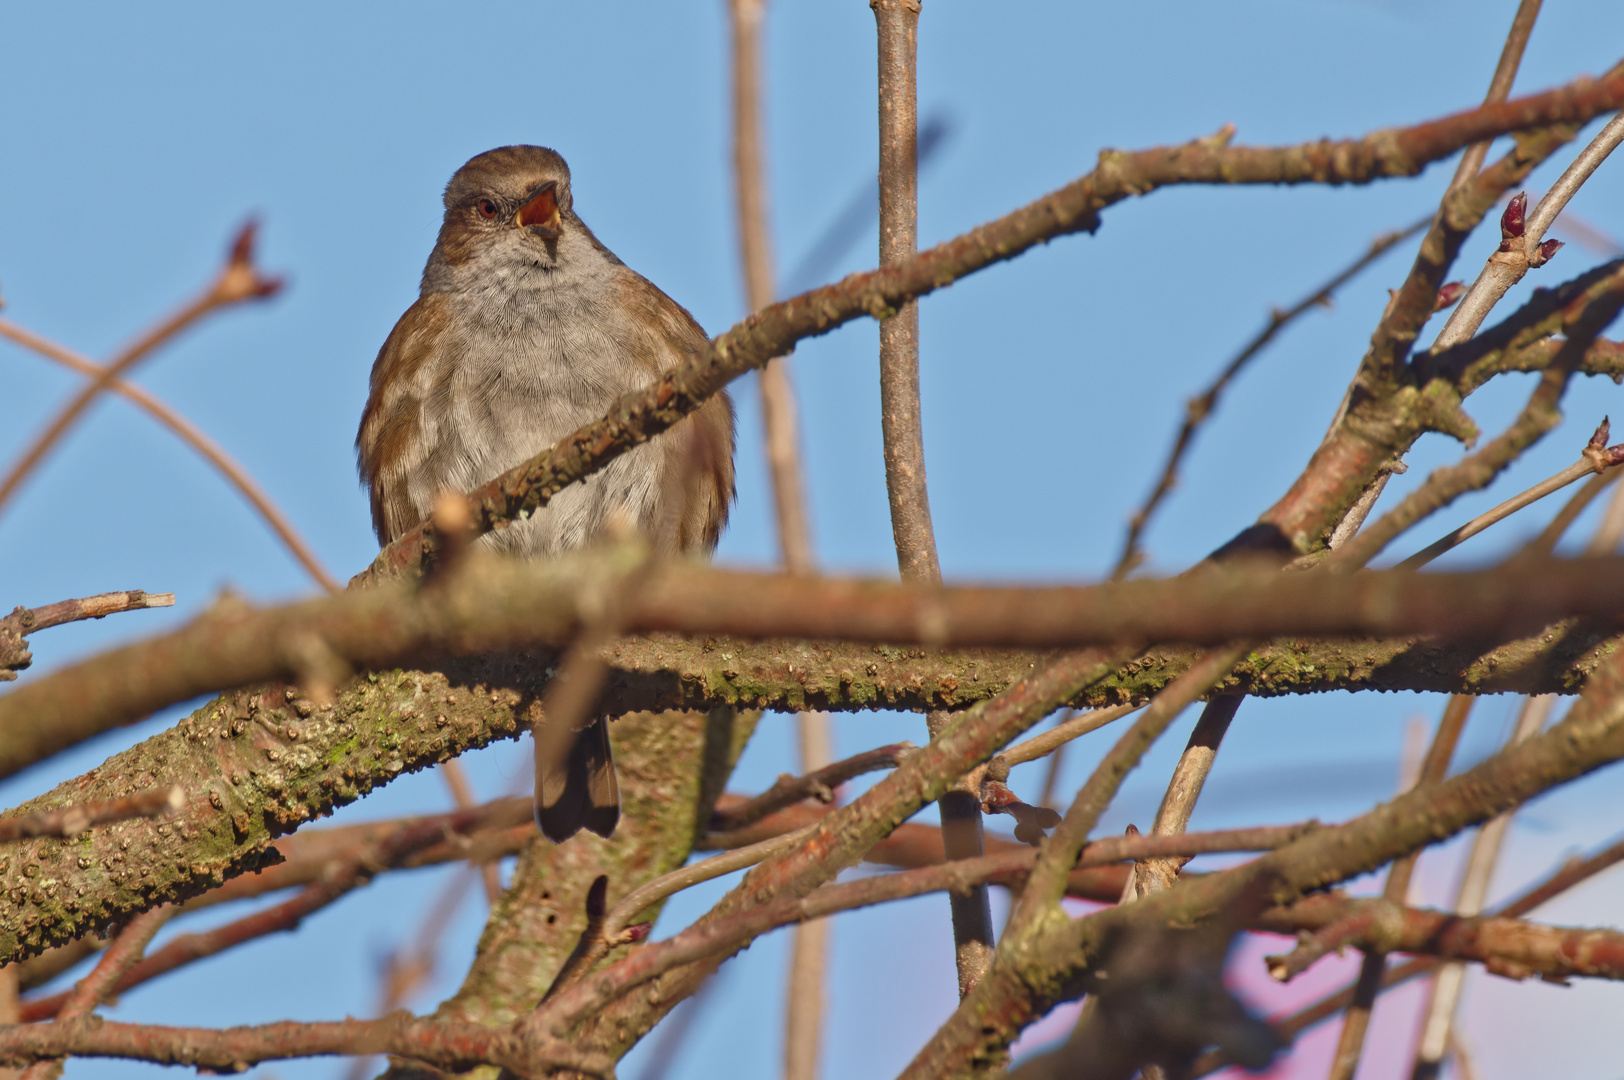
710,743,915,831
546,826,816,1004
1194,824,1624,1077
1449,0,1545,191
21,905,173,1080
0,590,174,680
1123,695,1246,900
1399,454,1618,569
0,786,183,844
1437,107,1624,347
1010,644,1252,932
1410,694,1553,1079
0,317,338,592
727,3,832,1064
1002,704,1141,769
1334,267,1624,569
534,824,1315,1035
437,759,500,905
1114,217,1429,579
20,797,514,1024
0,221,283,522
1326,695,1474,1080
0,1015,608,1077
1520,464,1624,558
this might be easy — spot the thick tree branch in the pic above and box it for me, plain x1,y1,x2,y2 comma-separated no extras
22,550,1624,775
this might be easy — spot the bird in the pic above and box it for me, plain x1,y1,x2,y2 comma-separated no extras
356,145,735,842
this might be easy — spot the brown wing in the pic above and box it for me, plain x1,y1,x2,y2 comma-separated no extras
355,293,454,546
612,272,737,556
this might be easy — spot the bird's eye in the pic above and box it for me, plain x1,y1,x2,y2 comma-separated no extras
476,199,499,220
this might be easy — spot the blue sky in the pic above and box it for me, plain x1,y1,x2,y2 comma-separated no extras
4,3,1624,1078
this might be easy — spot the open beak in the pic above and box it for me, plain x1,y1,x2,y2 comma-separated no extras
516,181,561,238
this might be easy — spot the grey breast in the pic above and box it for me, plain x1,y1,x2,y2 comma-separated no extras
409,257,671,558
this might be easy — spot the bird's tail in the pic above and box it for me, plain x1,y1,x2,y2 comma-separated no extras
535,716,621,843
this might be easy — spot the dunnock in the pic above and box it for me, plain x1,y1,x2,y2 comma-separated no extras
357,145,735,842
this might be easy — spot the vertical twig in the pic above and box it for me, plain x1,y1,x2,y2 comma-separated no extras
728,1,832,1073
731,0,815,577
438,759,501,906
1409,694,1553,1080
873,0,939,585
1327,695,1474,1080
873,0,993,1000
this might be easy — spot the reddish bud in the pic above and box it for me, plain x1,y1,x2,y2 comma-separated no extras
1533,238,1565,267
979,780,1021,814
623,922,652,943
1584,417,1615,472
1433,281,1466,311
1501,192,1527,240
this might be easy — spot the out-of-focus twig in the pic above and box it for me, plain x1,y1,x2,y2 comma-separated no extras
1410,694,1553,1080
0,221,283,523
1325,694,1474,1080
726,1,831,1064
0,786,183,844
21,905,173,1080
436,759,500,905
0,317,337,593
1114,217,1429,579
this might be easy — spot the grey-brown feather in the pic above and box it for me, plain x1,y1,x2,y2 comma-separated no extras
356,146,734,840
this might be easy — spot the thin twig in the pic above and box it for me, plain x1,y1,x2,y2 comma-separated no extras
0,590,174,680
0,317,338,592
0,222,283,522
710,743,915,832
1398,456,1612,569
436,760,500,905
1435,107,1624,349
1194,824,1624,1077
1335,268,1624,569
19,799,508,1023
0,786,183,844
1122,695,1246,901
1114,217,1429,579
547,826,817,1003
535,824,1315,1035
1326,695,1474,1080
1001,704,1141,769
727,4,832,1065
1410,694,1553,1080
21,905,173,1080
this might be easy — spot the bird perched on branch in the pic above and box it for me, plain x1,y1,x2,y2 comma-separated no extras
357,145,735,842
